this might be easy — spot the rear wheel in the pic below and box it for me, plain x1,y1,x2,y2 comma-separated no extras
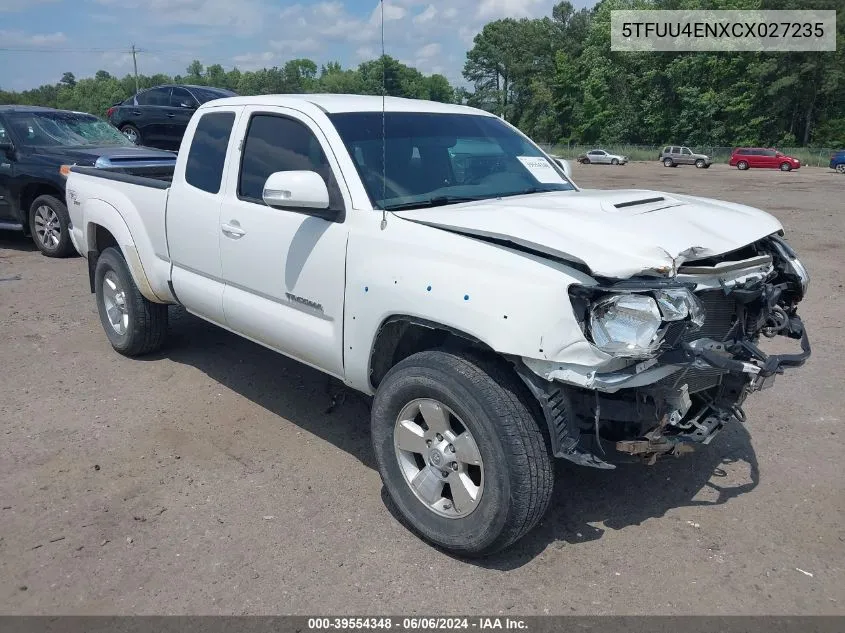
371,349,553,556
94,247,168,356
780,162,792,171
737,160,749,170
663,158,674,167
29,195,73,257
120,124,141,145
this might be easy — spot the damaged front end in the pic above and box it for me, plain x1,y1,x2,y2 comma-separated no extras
518,234,811,468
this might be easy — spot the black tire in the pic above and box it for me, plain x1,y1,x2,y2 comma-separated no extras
120,124,142,145
663,158,674,167
29,194,74,257
582,158,590,164
780,162,792,171
702,164,711,169
695,159,706,168
610,158,619,165
94,247,167,356
371,349,554,557
737,160,749,170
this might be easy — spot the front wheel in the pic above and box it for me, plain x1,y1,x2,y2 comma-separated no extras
836,164,845,174
610,158,619,165
29,195,74,257
94,247,168,356
780,162,792,171
581,157,590,164
695,159,706,168
371,350,553,557
737,160,749,170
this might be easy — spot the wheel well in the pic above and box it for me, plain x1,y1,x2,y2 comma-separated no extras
368,316,495,390
86,224,119,292
19,183,63,223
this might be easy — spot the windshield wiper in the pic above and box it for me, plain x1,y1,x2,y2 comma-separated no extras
383,195,484,211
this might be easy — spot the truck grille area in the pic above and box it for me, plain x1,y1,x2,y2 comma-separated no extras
660,290,740,394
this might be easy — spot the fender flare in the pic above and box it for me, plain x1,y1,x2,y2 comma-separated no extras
83,198,163,303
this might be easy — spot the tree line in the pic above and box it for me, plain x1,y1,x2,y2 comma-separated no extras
1,0,843,147
462,0,844,147
0,56,455,122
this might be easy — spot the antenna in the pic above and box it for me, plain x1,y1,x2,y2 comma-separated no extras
380,0,387,230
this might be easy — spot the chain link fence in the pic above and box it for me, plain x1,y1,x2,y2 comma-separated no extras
537,144,840,168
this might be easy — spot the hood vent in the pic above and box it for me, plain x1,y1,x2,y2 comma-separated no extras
614,196,666,209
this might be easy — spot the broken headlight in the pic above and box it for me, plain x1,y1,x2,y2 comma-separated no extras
579,287,704,359
589,294,663,358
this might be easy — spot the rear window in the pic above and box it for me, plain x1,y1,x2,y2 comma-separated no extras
184,111,236,194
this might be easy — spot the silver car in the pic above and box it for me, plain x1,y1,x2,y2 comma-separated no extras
580,149,628,165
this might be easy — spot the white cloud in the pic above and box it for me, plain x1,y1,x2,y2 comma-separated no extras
0,30,67,46
314,1,344,18
232,50,276,70
370,1,406,24
413,5,437,24
270,38,320,54
442,7,457,19
476,0,545,19
0,0,60,11
415,42,441,59
93,0,268,34
356,46,376,60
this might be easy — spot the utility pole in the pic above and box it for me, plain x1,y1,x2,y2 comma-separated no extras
131,44,139,95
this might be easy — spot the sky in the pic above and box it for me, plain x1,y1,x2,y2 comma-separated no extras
0,0,593,91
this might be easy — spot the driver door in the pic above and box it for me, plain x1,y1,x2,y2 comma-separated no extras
218,107,350,377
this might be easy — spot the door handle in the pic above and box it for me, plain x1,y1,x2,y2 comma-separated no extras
131,110,141,116
221,222,245,239
167,113,175,118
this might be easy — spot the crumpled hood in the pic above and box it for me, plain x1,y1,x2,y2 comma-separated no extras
394,189,782,278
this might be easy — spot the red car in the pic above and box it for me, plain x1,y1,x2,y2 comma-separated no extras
729,147,801,171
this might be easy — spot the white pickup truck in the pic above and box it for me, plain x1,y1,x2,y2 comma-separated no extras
66,94,811,556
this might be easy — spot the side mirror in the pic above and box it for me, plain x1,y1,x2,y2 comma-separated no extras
263,170,334,214
554,158,572,179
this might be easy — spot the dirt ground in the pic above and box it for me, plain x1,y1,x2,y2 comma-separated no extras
1,162,843,615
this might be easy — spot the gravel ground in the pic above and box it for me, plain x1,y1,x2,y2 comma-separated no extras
1,162,843,615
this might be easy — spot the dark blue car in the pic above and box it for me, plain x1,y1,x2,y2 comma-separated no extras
831,149,845,173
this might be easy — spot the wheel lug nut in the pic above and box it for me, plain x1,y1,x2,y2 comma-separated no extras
448,444,455,453
441,470,449,477
450,462,458,471
426,439,432,447
435,433,443,442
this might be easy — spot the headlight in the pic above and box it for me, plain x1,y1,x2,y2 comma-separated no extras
582,287,703,358
787,256,810,296
655,288,704,327
589,294,663,358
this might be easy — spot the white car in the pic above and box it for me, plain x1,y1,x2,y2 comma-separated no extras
580,149,628,165
65,94,811,556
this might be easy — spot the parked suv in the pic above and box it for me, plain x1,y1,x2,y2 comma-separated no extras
658,146,712,168
830,149,845,173
730,148,801,171
107,84,237,151
0,105,175,256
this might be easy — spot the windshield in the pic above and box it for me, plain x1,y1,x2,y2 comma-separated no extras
328,112,575,210
7,111,134,147
190,87,237,104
